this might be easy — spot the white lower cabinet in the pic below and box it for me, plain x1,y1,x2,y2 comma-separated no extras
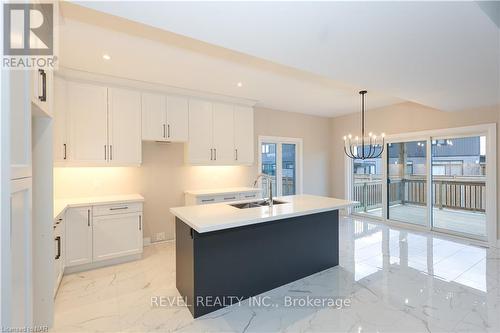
53,216,65,297
93,212,143,262
65,201,143,270
65,207,92,267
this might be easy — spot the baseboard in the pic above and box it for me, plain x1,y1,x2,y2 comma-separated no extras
64,253,142,274
147,238,175,246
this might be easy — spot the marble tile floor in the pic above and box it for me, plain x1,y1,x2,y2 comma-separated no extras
52,215,500,333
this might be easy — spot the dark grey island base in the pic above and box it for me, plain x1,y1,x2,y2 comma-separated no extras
175,210,339,318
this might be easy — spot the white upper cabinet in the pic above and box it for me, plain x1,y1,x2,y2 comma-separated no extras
108,88,142,165
187,99,213,164
166,95,189,142
187,100,254,166
142,93,188,142
234,106,254,165
53,77,68,164
212,103,235,165
141,92,166,141
57,78,142,166
67,81,108,164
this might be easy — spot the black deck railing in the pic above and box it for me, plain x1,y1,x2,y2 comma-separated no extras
353,176,486,213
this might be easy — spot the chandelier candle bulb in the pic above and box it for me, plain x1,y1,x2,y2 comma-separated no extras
343,90,385,160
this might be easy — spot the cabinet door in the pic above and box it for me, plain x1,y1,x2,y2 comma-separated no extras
65,207,92,267
234,106,254,164
10,71,32,179
93,212,143,262
212,103,235,165
53,220,64,297
67,81,108,164
10,178,33,327
31,68,52,117
188,99,213,164
142,92,166,141
53,77,68,163
108,88,142,165
166,95,188,142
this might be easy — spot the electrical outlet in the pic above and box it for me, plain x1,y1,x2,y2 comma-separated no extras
156,232,166,242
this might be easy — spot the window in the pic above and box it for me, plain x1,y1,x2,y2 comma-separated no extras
258,136,302,197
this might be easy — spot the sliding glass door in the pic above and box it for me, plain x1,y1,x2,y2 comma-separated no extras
352,155,383,218
431,136,487,238
387,140,428,226
350,127,492,243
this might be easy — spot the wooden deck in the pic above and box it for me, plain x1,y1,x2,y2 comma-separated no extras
359,204,486,237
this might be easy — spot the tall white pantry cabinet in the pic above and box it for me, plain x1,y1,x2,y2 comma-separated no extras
3,67,54,328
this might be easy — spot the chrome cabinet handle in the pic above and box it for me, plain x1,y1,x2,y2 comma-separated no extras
63,144,67,160
87,209,90,227
224,196,236,200
163,124,166,138
235,149,238,161
109,206,128,211
201,198,215,202
210,149,213,160
104,145,107,160
167,124,170,138
110,145,113,160
139,215,142,231
214,148,217,160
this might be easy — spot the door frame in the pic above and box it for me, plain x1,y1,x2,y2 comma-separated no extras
346,123,497,246
258,136,303,196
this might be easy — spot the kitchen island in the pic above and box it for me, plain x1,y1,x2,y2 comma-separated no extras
170,194,354,318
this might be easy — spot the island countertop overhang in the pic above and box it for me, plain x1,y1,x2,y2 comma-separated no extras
170,194,356,233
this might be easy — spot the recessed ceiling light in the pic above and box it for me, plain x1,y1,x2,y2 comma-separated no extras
102,54,111,61
236,82,243,87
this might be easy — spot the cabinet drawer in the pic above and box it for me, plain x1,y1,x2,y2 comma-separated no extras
93,202,143,216
239,192,260,200
219,193,241,202
196,196,221,205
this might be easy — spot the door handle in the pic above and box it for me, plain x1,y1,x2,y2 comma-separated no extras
104,145,107,160
87,209,90,227
210,149,213,161
235,149,238,161
110,145,113,160
55,236,61,260
167,124,170,138
63,144,67,160
214,148,217,161
163,124,166,138
139,215,142,231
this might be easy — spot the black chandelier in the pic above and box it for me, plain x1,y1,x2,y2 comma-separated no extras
343,90,385,160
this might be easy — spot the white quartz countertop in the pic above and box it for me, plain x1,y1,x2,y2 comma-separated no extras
54,194,144,219
184,187,261,196
170,194,355,233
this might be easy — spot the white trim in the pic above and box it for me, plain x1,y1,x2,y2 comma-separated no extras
258,136,303,195
347,123,497,246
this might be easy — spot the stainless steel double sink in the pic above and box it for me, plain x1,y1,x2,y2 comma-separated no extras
230,199,287,209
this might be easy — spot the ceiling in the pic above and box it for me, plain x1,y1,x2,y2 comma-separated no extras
64,1,499,116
